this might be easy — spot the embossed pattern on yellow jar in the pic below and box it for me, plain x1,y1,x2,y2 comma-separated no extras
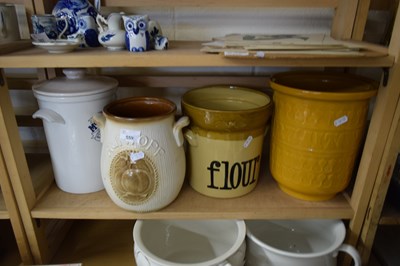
270,72,378,201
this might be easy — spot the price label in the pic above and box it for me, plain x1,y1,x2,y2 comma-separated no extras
243,136,253,148
130,151,145,163
334,115,348,127
120,129,140,144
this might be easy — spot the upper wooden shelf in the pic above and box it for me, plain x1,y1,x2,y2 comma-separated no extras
101,0,339,8
0,41,394,68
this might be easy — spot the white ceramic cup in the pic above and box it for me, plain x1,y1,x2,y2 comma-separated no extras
245,219,361,266
133,220,246,266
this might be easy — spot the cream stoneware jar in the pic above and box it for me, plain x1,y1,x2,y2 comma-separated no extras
133,219,246,266
94,97,189,212
32,69,118,194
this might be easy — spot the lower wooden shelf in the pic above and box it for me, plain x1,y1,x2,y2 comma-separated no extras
30,155,354,220
51,220,136,266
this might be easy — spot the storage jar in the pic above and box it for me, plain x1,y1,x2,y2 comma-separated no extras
94,97,189,212
182,86,273,198
32,68,118,193
269,71,377,201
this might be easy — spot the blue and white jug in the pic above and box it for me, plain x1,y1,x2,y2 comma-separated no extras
122,14,168,52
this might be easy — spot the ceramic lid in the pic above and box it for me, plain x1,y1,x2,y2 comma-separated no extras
32,68,118,97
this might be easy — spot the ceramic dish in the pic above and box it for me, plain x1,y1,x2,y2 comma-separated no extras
32,39,81,53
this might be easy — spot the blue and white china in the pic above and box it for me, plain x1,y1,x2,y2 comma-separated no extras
67,13,100,47
96,12,125,50
31,14,67,40
122,14,168,52
52,0,97,38
154,35,168,50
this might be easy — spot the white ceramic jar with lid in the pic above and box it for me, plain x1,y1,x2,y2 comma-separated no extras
32,68,118,194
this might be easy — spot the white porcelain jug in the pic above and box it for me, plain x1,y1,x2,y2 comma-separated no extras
96,12,125,50
94,97,189,212
32,69,118,194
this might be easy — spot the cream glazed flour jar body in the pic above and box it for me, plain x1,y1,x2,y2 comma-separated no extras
94,97,189,212
32,69,118,194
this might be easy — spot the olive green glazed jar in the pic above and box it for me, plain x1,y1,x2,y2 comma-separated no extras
182,86,273,198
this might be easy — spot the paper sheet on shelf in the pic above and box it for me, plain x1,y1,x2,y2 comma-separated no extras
201,33,365,57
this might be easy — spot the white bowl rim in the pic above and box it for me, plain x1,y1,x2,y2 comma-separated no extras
245,219,346,259
133,219,246,266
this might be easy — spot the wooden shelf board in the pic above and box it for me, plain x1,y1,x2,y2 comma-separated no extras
101,0,338,8
31,170,354,220
51,220,136,266
0,41,393,68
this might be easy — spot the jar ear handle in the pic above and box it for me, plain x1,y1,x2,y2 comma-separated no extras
32,108,65,124
173,116,190,147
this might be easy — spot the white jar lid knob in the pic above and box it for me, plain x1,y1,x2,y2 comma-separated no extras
63,68,86,79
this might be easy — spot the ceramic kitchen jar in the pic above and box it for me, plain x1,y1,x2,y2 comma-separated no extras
270,71,377,201
181,86,273,198
32,68,118,194
94,97,189,212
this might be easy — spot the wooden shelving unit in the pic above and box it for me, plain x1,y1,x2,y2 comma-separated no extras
1,0,400,265
0,149,33,264
0,192,9,219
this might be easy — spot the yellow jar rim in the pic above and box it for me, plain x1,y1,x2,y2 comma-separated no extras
270,71,378,101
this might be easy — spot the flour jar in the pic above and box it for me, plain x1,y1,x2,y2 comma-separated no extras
181,86,273,198
94,97,189,212
32,68,118,194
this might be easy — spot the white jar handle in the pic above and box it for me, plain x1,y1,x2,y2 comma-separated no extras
173,116,190,147
336,244,361,266
32,108,65,124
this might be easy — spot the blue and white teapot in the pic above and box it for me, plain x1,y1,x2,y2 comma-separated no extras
52,0,98,41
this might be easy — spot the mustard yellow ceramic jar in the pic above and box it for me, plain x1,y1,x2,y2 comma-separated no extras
269,72,378,201
182,86,273,198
